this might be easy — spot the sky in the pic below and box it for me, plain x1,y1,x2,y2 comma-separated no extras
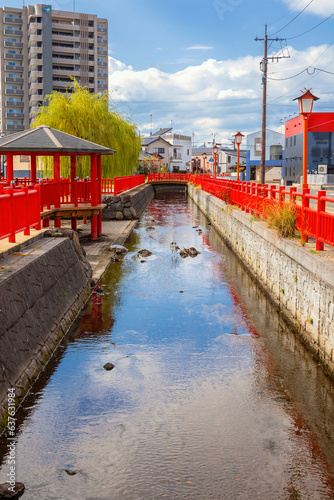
5,0,334,146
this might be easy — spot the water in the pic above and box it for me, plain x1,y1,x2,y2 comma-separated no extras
2,192,334,499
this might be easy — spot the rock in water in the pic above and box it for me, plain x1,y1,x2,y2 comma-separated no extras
109,245,128,256
188,247,200,257
103,362,115,371
0,482,25,499
179,249,189,258
137,249,152,258
64,469,77,476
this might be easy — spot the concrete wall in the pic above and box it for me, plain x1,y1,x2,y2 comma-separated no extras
0,233,92,421
188,184,334,375
102,183,154,220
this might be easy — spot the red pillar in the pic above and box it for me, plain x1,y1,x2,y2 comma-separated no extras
6,153,14,183
31,154,37,184
70,156,76,182
97,154,102,204
90,153,98,240
54,153,61,208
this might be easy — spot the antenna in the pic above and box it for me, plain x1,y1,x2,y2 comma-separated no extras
150,114,152,136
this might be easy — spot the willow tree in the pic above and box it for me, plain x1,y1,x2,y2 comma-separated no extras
32,81,141,178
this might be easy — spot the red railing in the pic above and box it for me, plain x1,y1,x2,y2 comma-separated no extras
113,175,145,195
101,178,113,194
148,173,191,182
189,177,334,251
0,185,41,243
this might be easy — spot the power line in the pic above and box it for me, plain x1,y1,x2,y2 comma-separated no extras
268,0,308,27
269,0,314,36
287,12,334,40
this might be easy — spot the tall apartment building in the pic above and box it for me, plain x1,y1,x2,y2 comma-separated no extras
0,4,108,136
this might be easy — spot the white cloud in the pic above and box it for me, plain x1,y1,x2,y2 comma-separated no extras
108,44,334,143
283,0,334,16
185,45,214,51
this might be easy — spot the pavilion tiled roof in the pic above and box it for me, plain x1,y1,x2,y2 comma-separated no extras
0,125,115,154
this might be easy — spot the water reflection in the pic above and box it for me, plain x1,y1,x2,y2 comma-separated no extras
1,192,334,499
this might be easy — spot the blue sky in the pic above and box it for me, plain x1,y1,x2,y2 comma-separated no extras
6,0,334,145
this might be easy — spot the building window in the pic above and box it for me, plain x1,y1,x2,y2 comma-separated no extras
153,147,164,154
294,136,296,146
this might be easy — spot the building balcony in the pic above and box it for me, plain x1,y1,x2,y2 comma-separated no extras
4,29,23,36
4,16,23,25
97,27,107,33
97,38,108,45
29,94,40,103
97,72,108,78
170,154,182,161
29,82,43,91
52,54,79,63
6,124,25,131
5,100,24,107
28,46,43,56
28,34,43,42
52,32,80,40
6,112,24,119
28,70,43,81
4,41,23,48
52,45,76,54
5,88,24,95
97,50,107,56
52,21,77,30
5,76,24,84
28,22,42,30
5,53,23,60
97,61,107,67
52,68,80,77
97,84,108,90
5,64,24,72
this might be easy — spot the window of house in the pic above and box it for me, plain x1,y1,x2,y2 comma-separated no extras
153,147,164,154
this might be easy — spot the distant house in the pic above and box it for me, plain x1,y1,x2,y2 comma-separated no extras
141,127,191,172
246,129,284,182
192,147,246,175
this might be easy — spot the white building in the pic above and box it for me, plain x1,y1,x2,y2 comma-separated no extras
142,128,191,172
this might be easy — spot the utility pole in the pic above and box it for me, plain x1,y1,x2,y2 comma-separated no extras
255,26,289,184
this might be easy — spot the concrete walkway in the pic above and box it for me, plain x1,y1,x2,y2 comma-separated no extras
0,219,138,283
79,219,137,281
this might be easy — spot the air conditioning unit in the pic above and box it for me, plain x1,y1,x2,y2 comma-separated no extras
318,165,327,174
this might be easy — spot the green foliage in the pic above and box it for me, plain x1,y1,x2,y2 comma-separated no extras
32,81,141,178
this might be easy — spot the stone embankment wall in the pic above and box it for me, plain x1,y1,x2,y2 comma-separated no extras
102,184,154,220
0,230,92,421
188,184,334,374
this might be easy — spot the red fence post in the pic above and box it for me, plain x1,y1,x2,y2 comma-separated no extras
316,190,326,251
23,187,30,236
8,189,15,243
301,188,310,243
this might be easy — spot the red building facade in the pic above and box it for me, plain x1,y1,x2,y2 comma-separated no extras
285,113,334,184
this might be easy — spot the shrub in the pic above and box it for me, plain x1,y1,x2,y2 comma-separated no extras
266,201,297,237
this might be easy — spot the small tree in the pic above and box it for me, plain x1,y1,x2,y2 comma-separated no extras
33,81,141,178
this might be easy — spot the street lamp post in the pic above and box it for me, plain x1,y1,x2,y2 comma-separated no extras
202,151,207,176
293,89,319,188
195,156,199,175
213,145,218,178
234,131,244,181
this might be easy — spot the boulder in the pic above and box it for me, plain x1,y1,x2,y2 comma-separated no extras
115,211,124,220
137,249,152,258
109,245,127,256
188,247,201,257
0,482,25,499
103,362,115,371
120,194,131,204
179,249,189,258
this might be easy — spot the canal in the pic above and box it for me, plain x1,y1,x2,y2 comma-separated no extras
2,191,334,499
